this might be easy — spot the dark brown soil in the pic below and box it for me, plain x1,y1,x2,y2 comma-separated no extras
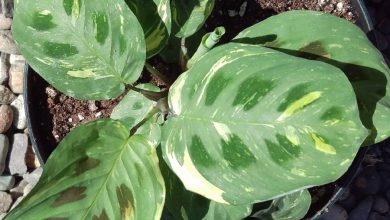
205,0,356,43
46,87,124,143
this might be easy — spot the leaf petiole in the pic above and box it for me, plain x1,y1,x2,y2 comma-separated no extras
145,62,173,86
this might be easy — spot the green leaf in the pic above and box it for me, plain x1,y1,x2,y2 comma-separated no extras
111,83,159,129
136,114,163,148
158,147,252,220
6,119,165,219
162,43,367,205
252,189,311,220
12,0,146,100
235,10,390,144
171,0,214,38
125,0,171,57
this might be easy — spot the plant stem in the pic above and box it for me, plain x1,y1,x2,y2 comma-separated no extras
187,27,226,69
144,62,172,86
130,107,160,136
180,38,189,71
126,85,168,101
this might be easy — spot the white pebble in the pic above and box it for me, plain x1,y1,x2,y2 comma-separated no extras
239,1,247,17
77,114,84,121
336,2,343,11
228,10,238,17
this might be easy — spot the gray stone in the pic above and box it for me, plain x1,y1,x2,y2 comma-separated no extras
10,95,26,129
8,133,28,175
354,167,381,195
0,105,13,133
373,196,389,214
0,175,14,191
0,134,8,174
0,191,12,213
0,0,14,17
23,183,33,195
0,30,19,54
369,212,388,220
0,13,11,30
10,179,27,199
0,53,9,84
0,213,5,219
0,85,15,104
23,167,42,186
349,196,374,220
8,63,24,94
9,54,24,66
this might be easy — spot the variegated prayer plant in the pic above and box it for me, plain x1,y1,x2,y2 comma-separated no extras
6,0,390,219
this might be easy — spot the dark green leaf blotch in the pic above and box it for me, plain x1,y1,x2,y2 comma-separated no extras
233,77,274,111
32,11,57,31
43,42,78,58
222,134,256,168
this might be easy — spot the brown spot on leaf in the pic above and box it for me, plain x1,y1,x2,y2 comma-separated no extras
52,186,86,207
92,210,109,220
116,184,134,218
298,41,331,59
74,157,100,177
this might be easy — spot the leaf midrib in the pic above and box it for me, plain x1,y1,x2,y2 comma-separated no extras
81,138,132,219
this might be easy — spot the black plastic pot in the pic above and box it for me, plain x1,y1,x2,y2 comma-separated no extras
24,0,375,219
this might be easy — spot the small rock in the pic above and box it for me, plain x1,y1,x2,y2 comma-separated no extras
10,179,28,199
369,212,388,220
0,13,12,30
0,30,19,54
336,2,343,11
0,0,14,17
0,85,16,104
349,196,374,220
354,167,381,195
318,0,329,6
239,1,247,17
25,145,40,170
8,133,28,175
318,204,348,220
8,64,24,94
373,196,389,214
0,134,8,174
10,95,26,129
88,100,98,112
23,183,34,195
378,18,390,35
0,191,12,213
23,167,42,186
45,87,57,98
227,10,238,17
9,54,25,66
0,53,9,84
0,176,14,191
324,4,334,13
0,105,13,133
